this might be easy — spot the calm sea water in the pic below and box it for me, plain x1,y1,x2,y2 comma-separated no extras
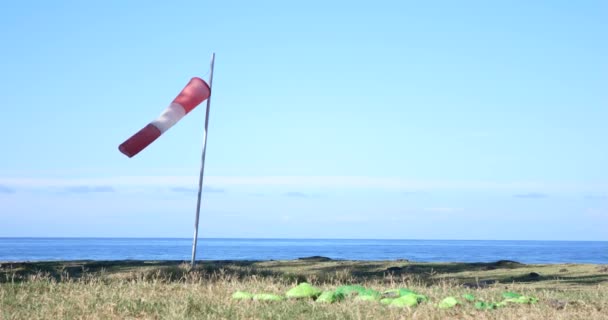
0,238,606,264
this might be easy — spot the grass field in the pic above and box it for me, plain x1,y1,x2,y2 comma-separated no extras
1,258,607,319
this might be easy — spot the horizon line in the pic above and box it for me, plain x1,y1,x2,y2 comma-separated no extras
0,237,606,242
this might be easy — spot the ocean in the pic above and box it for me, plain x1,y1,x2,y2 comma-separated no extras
0,238,606,264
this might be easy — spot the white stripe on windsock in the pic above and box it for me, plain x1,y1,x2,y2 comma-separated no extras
150,102,187,134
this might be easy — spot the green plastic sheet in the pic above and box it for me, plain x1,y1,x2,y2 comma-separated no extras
335,285,367,297
253,293,284,301
383,288,416,297
438,297,460,309
474,301,498,310
285,283,322,299
316,291,344,303
389,294,419,307
232,291,253,300
462,294,476,302
230,287,539,311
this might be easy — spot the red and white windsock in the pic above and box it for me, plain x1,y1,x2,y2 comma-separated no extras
119,77,211,157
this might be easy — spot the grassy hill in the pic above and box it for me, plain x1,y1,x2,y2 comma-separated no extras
1,258,607,319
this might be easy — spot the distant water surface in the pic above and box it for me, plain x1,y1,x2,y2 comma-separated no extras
0,238,606,264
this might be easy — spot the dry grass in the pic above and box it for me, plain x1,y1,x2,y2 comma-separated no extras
1,259,607,319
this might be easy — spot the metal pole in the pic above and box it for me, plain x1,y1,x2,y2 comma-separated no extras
191,52,215,267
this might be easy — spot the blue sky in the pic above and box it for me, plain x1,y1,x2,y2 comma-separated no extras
1,0,606,240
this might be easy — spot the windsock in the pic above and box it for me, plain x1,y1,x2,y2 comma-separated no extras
119,77,211,157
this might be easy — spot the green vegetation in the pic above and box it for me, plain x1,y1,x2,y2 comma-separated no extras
1,259,607,319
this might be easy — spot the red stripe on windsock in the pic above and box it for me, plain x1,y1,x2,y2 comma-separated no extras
173,77,211,114
119,124,162,158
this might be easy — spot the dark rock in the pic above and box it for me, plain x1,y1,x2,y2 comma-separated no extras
61,266,83,276
385,267,403,273
529,272,540,278
559,268,568,273
462,279,497,288
494,260,524,267
297,256,332,262
281,273,307,283
597,266,608,273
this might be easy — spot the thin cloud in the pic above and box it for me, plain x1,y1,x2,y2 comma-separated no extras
248,193,266,197
0,185,16,194
64,186,115,193
585,194,608,200
170,186,225,193
514,193,548,199
424,207,463,213
402,191,423,196
584,208,608,220
285,191,310,198
170,187,196,193
3,176,607,193
205,187,225,193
